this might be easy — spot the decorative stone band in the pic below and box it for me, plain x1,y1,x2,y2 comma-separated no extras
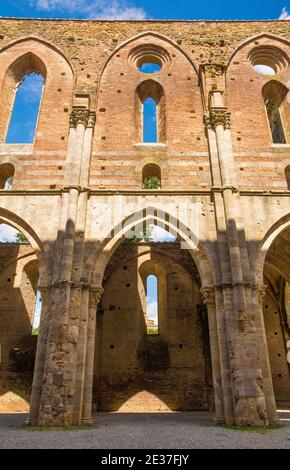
61,185,91,195
204,107,231,131
201,283,267,306
69,108,96,129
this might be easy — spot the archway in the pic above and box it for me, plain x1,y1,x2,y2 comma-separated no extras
262,223,290,408
92,209,215,413
0,213,44,414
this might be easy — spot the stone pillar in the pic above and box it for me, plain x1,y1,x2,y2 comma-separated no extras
30,103,98,427
201,286,225,423
82,286,104,425
28,286,50,425
204,96,272,426
254,285,279,424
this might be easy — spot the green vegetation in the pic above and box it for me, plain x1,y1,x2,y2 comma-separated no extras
15,231,29,244
147,328,159,335
131,226,154,243
218,424,281,434
143,176,161,190
32,327,39,336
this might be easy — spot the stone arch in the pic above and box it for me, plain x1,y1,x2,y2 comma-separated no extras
0,36,75,76
226,34,290,151
94,31,203,155
256,213,290,284
227,33,290,70
91,206,214,289
97,231,212,412
98,31,198,80
0,37,74,147
0,207,46,284
257,211,290,405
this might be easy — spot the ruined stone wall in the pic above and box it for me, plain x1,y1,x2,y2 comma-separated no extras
96,242,212,411
0,243,38,403
263,293,290,404
0,19,289,190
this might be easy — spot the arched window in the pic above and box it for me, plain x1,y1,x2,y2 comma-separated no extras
143,98,157,142
6,72,44,143
32,290,42,335
146,274,158,335
262,81,288,144
0,163,15,189
142,164,161,189
135,80,166,144
285,166,290,190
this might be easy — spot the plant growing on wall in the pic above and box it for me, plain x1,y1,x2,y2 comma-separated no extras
143,176,161,190
15,232,29,244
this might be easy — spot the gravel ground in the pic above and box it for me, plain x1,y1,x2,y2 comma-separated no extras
0,410,290,449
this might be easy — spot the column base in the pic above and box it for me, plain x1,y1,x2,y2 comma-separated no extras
82,417,93,426
214,415,226,425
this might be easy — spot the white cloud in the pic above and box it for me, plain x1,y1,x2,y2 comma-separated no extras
29,0,146,19
147,300,158,322
0,224,19,242
279,7,290,19
151,225,176,242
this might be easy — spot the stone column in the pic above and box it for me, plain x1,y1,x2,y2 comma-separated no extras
82,286,104,425
201,286,225,423
206,103,271,426
254,285,279,424
28,286,50,425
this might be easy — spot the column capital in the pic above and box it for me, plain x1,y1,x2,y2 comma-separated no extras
209,107,231,130
256,285,268,305
87,111,96,128
89,286,104,308
69,108,91,128
201,286,215,306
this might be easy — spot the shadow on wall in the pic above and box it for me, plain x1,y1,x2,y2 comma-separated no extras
96,239,213,413
0,208,290,418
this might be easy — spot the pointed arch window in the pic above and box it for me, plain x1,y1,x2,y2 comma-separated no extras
6,72,44,143
146,274,159,335
143,98,157,143
262,81,288,144
1,52,46,144
135,80,166,144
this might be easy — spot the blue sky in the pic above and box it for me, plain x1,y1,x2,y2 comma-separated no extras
0,0,289,20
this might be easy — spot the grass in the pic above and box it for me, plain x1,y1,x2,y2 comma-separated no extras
218,424,282,434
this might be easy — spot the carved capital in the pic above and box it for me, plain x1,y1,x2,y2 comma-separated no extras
201,286,215,306
203,114,211,131
87,111,96,128
209,107,231,130
204,64,224,79
257,285,267,306
89,286,104,308
69,108,91,128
